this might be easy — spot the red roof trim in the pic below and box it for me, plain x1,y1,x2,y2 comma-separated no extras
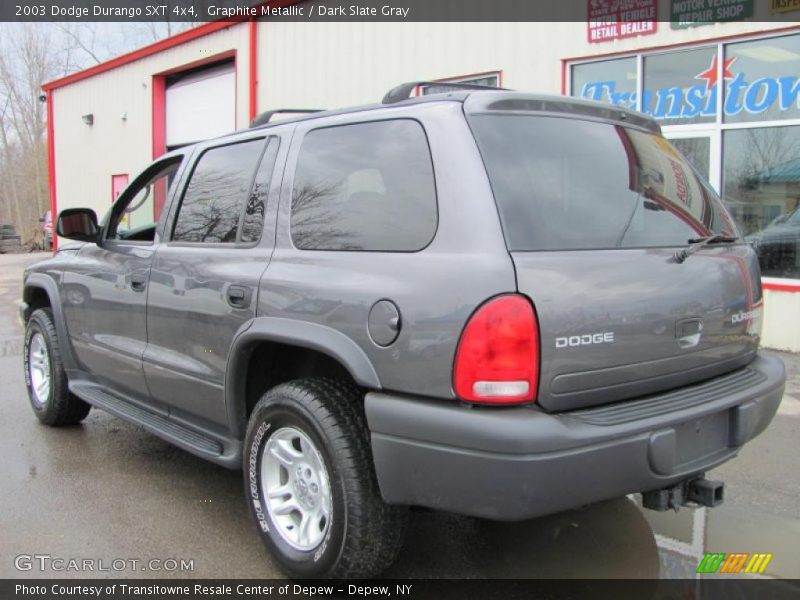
41,0,307,91
46,90,57,252
249,20,258,121
762,280,800,293
42,20,242,91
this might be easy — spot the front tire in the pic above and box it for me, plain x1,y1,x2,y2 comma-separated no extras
24,308,91,426
244,378,407,578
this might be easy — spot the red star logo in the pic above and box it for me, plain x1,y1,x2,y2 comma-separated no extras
695,56,737,91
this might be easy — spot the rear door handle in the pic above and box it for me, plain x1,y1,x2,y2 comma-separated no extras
227,285,249,308
130,274,147,292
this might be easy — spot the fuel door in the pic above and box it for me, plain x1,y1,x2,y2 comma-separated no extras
368,299,401,347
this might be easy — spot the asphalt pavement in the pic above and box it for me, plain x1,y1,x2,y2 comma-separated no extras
1,252,798,579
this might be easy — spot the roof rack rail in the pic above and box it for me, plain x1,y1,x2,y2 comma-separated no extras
382,81,510,105
250,108,323,128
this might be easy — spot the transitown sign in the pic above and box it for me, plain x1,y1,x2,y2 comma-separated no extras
576,56,800,120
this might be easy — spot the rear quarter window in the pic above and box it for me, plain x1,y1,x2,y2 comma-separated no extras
290,119,437,251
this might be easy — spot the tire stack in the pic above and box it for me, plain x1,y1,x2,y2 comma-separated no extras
0,224,22,253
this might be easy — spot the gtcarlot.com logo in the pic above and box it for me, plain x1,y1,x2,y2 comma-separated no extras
697,552,773,575
14,554,194,573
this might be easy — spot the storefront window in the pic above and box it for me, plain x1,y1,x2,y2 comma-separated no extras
571,57,637,110
569,34,800,279
642,47,717,124
723,126,800,279
724,34,800,124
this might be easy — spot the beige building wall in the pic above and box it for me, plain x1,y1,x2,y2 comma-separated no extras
256,20,797,109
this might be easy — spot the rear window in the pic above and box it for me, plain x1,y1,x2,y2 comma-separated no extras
469,115,738,252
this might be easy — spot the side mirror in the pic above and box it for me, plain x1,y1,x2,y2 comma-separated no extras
56,208,100,243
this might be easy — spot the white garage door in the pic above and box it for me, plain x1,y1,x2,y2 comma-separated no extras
166,62,236,148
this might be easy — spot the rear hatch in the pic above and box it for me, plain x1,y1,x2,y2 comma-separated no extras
466,94,762,411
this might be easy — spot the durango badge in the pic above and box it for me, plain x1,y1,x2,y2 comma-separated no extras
732,310,757,324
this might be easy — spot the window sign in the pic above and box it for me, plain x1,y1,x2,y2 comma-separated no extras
587,0,658,44
573,34,800,123
670,0,753,29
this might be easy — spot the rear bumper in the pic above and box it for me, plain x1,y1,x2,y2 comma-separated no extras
365,353,785,521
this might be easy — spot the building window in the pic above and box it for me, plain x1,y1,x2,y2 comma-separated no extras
642,47,717,124
291,120,437,251
571,57,637,110
724,126,800,279
724,35,800,124
420,72,500,95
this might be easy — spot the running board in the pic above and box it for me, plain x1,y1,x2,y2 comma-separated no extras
69,381,241,469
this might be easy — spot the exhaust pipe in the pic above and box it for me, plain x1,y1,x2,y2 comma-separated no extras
642,476,724,511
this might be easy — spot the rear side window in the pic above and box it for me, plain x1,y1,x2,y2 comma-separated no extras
469,115,738,251
172,139,265,243
290,120,437,251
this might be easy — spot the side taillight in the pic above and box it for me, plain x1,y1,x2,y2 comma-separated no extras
453,294,539,404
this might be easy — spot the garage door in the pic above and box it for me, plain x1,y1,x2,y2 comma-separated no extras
166,62,236,148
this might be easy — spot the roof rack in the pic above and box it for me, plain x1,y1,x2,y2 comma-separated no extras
250,108,324,128
382,81,510,105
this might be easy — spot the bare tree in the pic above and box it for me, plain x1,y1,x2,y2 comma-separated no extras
0,22,193,243
0,24,70,241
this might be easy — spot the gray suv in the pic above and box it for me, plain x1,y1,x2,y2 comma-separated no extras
21,83,786,578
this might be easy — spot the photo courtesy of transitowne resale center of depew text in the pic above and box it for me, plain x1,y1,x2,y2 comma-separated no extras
1,1,800,599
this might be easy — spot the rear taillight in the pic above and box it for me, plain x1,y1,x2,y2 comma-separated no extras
453,294,539,404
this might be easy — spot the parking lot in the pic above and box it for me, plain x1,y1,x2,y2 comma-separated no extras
1,252,799,579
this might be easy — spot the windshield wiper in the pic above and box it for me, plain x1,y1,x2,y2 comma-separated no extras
673,234,738,264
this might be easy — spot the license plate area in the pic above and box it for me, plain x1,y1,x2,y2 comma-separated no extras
674,410,730,468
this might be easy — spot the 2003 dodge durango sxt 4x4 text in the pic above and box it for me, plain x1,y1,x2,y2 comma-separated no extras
20,82,786,578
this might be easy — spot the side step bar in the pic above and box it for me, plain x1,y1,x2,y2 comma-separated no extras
70,381,242,469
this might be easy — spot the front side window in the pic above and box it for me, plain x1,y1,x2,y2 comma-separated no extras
290,120,437,251
107,159,181,243
172,139,265,243
469,115,737,252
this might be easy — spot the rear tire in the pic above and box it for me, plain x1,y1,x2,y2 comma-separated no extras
244,378,407,578
24,308,91,426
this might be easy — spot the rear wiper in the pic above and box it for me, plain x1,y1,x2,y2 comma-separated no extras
673,234,738,264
